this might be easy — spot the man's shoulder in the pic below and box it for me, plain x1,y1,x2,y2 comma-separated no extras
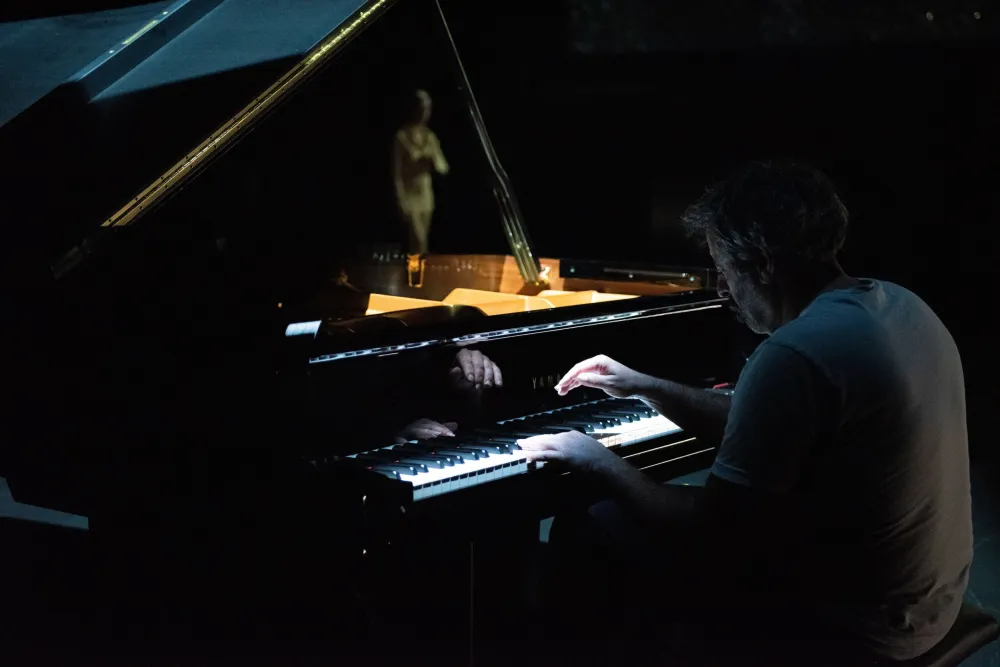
765,314,849,369
770,280,887,352
768,278,946,382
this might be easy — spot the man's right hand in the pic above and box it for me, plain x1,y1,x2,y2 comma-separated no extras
554,355,652,399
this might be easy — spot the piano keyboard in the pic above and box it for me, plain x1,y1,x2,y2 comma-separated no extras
347,398,682,501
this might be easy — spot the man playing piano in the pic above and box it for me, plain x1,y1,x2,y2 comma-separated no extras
520,161,972,664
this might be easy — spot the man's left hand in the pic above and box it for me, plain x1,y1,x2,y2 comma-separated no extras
517,430,618,475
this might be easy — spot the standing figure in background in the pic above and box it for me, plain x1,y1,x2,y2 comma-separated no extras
392,89,449,255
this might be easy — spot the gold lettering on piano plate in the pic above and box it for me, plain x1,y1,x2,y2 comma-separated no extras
531,373,563,390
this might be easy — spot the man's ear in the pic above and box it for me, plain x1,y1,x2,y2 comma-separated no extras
757,249,775,285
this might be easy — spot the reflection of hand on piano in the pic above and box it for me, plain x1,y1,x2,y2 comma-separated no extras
393,418,458,444
449,348,503,392
554,355,651,399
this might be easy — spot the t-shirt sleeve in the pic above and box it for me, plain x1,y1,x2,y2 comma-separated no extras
711,341,828,493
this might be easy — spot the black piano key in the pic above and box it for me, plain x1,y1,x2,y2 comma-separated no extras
435,441,491,456
452,444,492,457
518,418,587,431
513,418,555,427
536,424,587,433
465,441,514,454
363,450,434,471
608,400,651,411
579,411,620,424
510,425,571,436
354,456,424,475
562,412,614,427
518,417,595,433
480,429,545,440
421,451,466,464
394,455,445,470
588,413,625,424
416,446,476,460
391,447,455,467
559,406,604,417
360,464,401,480
531,414,594,426
596,409,640,421
470,430,521,443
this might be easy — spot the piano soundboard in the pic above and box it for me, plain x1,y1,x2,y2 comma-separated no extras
346,397,696,502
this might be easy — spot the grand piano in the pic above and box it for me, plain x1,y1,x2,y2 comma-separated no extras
2,0,751,659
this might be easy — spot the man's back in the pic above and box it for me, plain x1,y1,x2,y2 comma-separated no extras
714,279,972,660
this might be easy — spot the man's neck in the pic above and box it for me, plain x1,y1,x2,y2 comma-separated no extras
778,262,856,326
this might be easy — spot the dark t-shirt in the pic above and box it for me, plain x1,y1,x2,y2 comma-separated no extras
711,279,972,660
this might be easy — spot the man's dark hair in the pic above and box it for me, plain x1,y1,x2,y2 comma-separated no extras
682,160,849,271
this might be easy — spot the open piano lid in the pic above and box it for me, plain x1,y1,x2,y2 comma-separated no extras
49,0,715,350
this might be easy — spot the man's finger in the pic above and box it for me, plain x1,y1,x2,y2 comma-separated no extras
471,351,486,386
556,378,586,396
575,372,613,390
443,421,458,433
456,349,475,382
555,357,605,393
492,363,503,387
516,435,560,450
557,374,598,395
520,448,562,462
482,360,494,387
